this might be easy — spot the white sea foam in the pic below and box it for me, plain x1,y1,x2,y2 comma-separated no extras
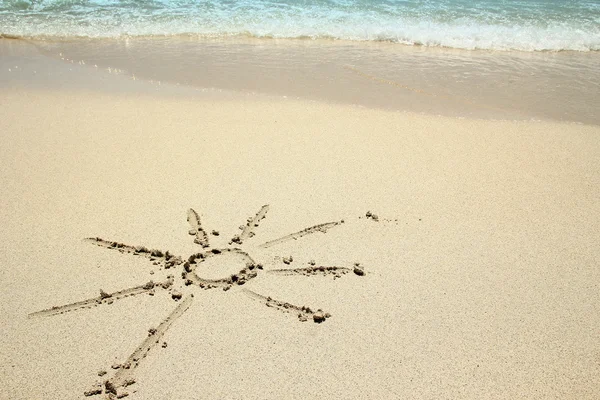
1,0,599,51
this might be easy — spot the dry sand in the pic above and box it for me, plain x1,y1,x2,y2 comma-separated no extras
1,42,600,399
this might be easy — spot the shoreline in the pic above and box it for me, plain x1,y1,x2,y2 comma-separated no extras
4,33,600,54
3,37,599,125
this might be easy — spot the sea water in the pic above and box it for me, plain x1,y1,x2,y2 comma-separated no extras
1,0,599,52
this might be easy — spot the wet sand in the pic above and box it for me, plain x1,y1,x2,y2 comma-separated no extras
1,38,600,399
20,36,600,125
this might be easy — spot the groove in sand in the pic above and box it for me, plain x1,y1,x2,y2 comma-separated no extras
187,208,210,248
85,237,183,269
244,289,331,323
267,265,353,278
104,295,193,396
259,221,343,248
231,204,269,245
28,277,175,318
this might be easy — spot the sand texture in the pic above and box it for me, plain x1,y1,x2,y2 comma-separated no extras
1,68,600,398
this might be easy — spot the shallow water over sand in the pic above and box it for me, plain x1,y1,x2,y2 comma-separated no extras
4,37,600,124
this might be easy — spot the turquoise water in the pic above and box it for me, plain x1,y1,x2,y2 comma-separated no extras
1,0,599,51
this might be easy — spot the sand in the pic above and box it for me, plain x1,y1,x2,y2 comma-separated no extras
1,39,600,399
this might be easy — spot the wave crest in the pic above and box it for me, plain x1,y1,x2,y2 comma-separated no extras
1,0,599,52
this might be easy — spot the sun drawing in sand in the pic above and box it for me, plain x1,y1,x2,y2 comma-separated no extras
29,205,365,398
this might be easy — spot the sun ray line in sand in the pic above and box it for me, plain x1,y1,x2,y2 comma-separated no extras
243,289,331,323
28,204,365,397
267,264,365,279
84,237,183,269
230,204,269,245
28,277,175,318
86,295,194,398
258,220,344,248
187,208,210,248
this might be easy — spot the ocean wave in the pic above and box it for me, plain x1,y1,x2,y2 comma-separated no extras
1,0,599,52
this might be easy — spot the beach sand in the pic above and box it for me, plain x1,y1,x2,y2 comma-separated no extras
1,39,599,399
